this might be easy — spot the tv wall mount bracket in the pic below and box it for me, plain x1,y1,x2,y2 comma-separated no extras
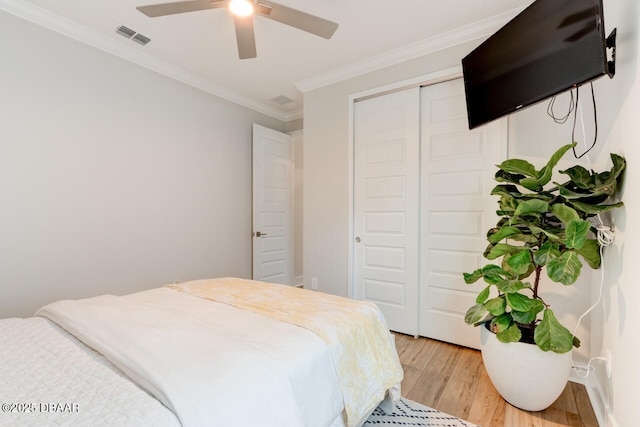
606,28,617,78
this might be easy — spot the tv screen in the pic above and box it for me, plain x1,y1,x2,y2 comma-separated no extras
462,0,610,129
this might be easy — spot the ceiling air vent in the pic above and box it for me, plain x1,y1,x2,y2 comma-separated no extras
132,33,151,46
115,25,136,38
270,95,294,105
115,25,151,46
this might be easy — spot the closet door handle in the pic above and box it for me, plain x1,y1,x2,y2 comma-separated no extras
255,231,268,237
355,236,361,243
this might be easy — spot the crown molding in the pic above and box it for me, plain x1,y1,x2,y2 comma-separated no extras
282,108,303,121
0,0,293,122
295,7,526,94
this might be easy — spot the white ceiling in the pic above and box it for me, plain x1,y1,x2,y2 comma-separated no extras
2,0,532,121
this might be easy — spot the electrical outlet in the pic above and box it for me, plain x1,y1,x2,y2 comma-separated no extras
605,350,612,378
311,277,318,290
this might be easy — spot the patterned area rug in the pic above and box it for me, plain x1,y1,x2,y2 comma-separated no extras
363,397,479,427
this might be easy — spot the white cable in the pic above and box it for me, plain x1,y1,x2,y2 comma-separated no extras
572,222,614,339
572,244,605,341
570,220,615,378
595,223,616,246
573,356,607,379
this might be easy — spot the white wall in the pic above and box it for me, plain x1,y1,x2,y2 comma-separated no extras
0,11,285,318
303,0,639,424
586,1,640,426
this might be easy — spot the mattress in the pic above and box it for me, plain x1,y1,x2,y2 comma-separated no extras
0,317,180,427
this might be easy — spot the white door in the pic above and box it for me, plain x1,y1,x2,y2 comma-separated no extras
353,87,420,336
418,79,505,349
252,124,293,285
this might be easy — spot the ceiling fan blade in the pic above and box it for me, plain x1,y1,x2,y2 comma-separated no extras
255,1,338,39
137,0,226,18
234,15,257,59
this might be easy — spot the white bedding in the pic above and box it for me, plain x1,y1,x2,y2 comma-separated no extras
37,287,347,427
0,317,180,427
169,278,403,425
3,280,402,426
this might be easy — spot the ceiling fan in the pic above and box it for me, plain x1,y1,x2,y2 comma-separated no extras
136,0,339,59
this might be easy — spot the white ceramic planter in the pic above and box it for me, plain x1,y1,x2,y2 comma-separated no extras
480,325,573,411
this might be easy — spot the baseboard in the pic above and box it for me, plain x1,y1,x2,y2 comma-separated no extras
570,360,615,427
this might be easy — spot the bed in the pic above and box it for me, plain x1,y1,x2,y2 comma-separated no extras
0,277,403,427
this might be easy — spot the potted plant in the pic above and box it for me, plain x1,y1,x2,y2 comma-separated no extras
463,142,625,411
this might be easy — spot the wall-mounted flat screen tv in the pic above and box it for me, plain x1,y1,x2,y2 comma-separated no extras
462,0,612,129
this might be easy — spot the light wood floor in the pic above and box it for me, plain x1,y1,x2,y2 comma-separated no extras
394,333,599,427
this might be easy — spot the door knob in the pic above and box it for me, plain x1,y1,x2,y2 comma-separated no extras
255,231,268,237
355,236,361,243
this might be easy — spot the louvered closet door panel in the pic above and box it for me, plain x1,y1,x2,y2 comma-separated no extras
419,79,504,349
354,87,420,336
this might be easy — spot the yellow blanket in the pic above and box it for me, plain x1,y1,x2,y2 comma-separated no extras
169,278,403,427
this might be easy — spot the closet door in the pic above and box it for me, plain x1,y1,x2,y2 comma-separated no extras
353,87,420,336
419,79,504,349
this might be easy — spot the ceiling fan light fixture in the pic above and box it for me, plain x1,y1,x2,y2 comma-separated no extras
229,0,254,17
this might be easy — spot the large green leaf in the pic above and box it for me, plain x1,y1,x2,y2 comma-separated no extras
511,300,544,324
510,310,536,324
569,200,624,215
488,226,522,244
534,309,574,353
564,220,590,249
533,242,561,266
464,264,508,284
486,244,526,260
508,233,539,244
587,153,627,196
497,159,537,177
514,199,549,217
555,182,609,200
494,169,526,185
476,286,491,304
463,269,483,284
498,195,518,214
551,204,580,224
465,303,487,325
609,153,627,182
496,279,527,294
576,239,601,269
554,182,600,200
543,143,576,173
463,264,511,285
496,323,522,343
491,184,521,197
490,314,512,333
500,252,536,280
482,264,510,276
519,143,575,190
529,226,562,242
559,165,592,189
485,296,507,316
547,251,583,285
506,292,539,312
519,177,544,192
506,250,532,275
